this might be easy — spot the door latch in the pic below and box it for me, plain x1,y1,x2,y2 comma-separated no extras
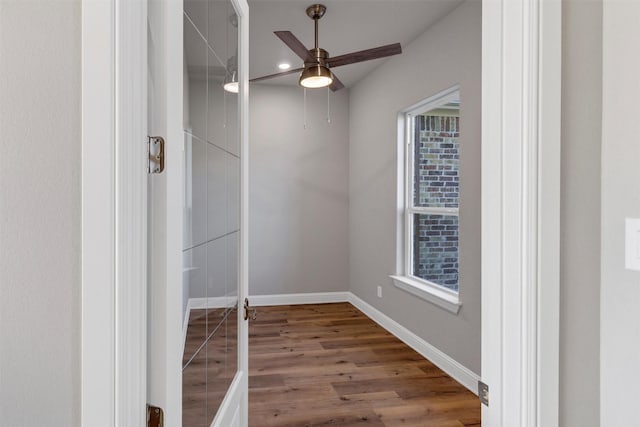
148,136,165,174
244,298,256,321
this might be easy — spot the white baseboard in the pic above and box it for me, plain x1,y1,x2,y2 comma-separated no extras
347,292,480,395
249,291,350,306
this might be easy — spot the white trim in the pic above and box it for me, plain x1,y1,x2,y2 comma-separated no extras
211,371,247,427
164,0,186,424
408,207,459,216
481,0,561,425
82,0,148,424
249,292,351,306
390,275,461,314
114,0,147,424
537,2,561,425
401,85,461,116
396,84,462,298
347,293,479,394
81,0,116,424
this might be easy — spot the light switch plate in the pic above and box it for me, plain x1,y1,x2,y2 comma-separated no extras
625,218,640,271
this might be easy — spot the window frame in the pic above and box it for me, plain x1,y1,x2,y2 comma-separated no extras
391,85,462,314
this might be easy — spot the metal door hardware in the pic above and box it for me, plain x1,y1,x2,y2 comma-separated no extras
147,404,164,427
478,380,489,406
244,298,256,321
148,136,165,174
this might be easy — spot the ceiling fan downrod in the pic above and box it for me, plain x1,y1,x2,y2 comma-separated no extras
306,4,326,51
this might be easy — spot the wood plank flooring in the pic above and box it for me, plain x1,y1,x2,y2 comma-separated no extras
249,303,480,427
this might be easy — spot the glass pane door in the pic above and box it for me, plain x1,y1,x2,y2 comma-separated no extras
182,0,240,424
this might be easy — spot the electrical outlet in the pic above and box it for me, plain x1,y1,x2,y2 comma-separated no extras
377,286,382,298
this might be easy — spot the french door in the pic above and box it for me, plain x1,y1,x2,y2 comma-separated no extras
147,0,249,425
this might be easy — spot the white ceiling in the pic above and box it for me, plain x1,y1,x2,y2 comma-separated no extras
248,0,465,89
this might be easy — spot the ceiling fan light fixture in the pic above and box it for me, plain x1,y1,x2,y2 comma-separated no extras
299,64,333,89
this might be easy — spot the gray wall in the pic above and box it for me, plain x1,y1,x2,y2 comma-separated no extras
560,1,602,426
0,0,81,425
249,85,350,295
601,0,640,424
348,1,482,374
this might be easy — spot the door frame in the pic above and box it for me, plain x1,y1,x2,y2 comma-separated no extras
81,0,148,425
481,0,561,425
81,0,561,426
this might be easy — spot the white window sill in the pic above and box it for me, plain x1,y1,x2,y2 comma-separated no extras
390,275,461,314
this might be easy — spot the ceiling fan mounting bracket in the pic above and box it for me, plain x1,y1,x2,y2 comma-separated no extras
306,4,326,20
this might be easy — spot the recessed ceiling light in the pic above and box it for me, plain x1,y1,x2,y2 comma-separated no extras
278,63,291,70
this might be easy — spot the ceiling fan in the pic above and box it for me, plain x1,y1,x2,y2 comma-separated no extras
250,4,403,91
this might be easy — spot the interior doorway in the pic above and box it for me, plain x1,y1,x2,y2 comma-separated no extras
80,0,561,425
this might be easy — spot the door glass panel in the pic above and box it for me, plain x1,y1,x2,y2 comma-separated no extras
183,0,240,424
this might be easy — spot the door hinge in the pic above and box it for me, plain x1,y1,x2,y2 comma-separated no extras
243,297,256,321
478,380,489,406
148,136,165,174
147,404,164,427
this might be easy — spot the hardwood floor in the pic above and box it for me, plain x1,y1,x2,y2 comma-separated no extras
249,303,480,427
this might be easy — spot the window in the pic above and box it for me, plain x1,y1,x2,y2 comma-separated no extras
392,86,462,314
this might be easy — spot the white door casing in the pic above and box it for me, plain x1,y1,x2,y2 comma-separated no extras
481,0,561,426
81,0,560,425
81,0,148,425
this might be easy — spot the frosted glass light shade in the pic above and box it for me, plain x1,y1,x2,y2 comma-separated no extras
299,64,333,89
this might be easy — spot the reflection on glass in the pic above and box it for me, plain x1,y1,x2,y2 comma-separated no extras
183,0,240,425
183,16,207,142
182,345,207,427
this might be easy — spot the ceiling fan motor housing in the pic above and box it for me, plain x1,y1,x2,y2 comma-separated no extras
306,47,329,67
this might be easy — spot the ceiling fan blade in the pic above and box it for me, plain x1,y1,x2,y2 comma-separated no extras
274,31,311,61
329,74,345,92
327,43,402,68
250,67,304,83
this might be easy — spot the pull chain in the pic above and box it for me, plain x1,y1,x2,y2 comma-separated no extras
303,88,307,130
326,87,331,124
